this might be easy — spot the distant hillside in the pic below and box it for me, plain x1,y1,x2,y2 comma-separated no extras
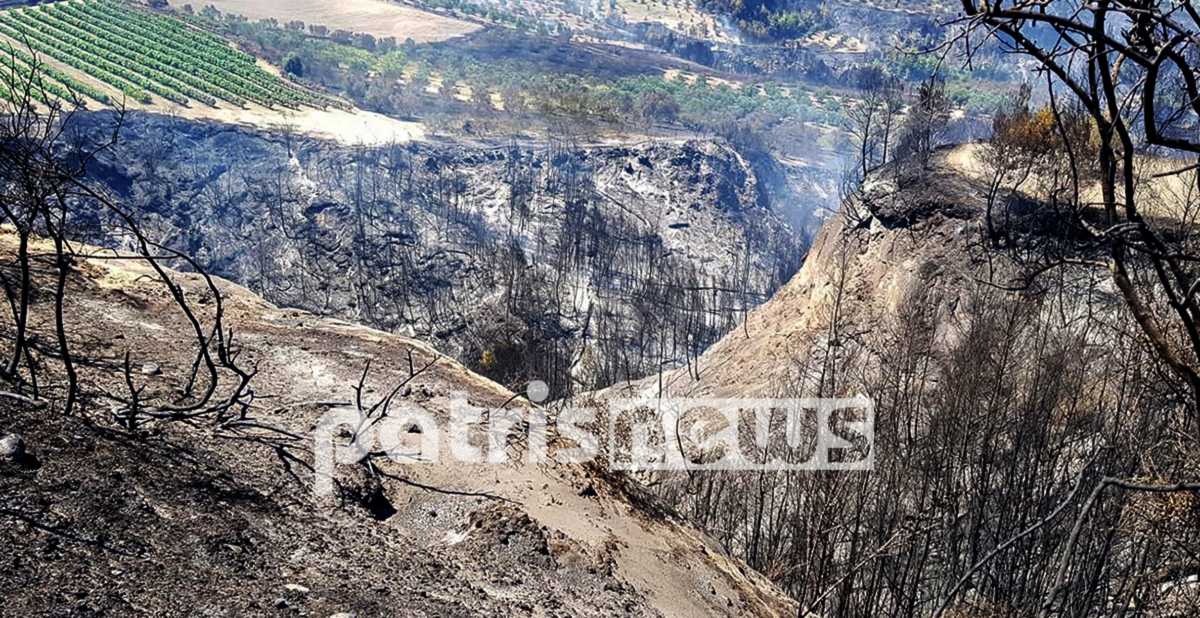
699,0,831,41
0,0,425,143
75,111,805,398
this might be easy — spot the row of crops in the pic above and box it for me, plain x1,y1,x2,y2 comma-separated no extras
0,0,340,110
0,40,110,105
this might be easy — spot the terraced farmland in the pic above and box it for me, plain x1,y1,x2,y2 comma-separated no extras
0,0,336,110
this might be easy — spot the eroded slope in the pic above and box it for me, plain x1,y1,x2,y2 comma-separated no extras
597,147,979,399
0,232,795,617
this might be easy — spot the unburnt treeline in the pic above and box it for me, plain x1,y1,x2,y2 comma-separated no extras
76,114,802,396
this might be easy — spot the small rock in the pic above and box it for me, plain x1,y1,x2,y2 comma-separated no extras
328,613,356,618
284,583,310,594
272,597,288,609
578,483,597,498
0,433,25,461
140,363,162,376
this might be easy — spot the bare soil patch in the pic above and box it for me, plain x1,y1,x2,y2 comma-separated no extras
0,232,798,617
146,100,426,146
166,0,480,43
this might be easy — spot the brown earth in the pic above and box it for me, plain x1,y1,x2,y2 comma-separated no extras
595,145,1016,401
166,0,480,43
0,232,796,616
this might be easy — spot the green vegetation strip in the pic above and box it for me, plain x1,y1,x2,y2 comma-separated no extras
32,5,224,106
0,16,151,103
18,6,212,106
0,41,109,104
0,0,335,110
6,7,188,104
80,0,329,108
76,0,283,106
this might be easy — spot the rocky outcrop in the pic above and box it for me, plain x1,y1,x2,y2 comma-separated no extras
586,146,1179,616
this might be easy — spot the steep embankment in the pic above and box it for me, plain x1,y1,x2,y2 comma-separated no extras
581,146,1200,615
0,232,795,616
606,145,1048,399
80,111,804,394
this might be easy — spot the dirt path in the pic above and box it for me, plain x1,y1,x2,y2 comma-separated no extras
145,101,427,146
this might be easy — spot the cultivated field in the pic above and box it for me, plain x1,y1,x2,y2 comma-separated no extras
166,0,480,43
0,0,337,108
0,0,423,144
